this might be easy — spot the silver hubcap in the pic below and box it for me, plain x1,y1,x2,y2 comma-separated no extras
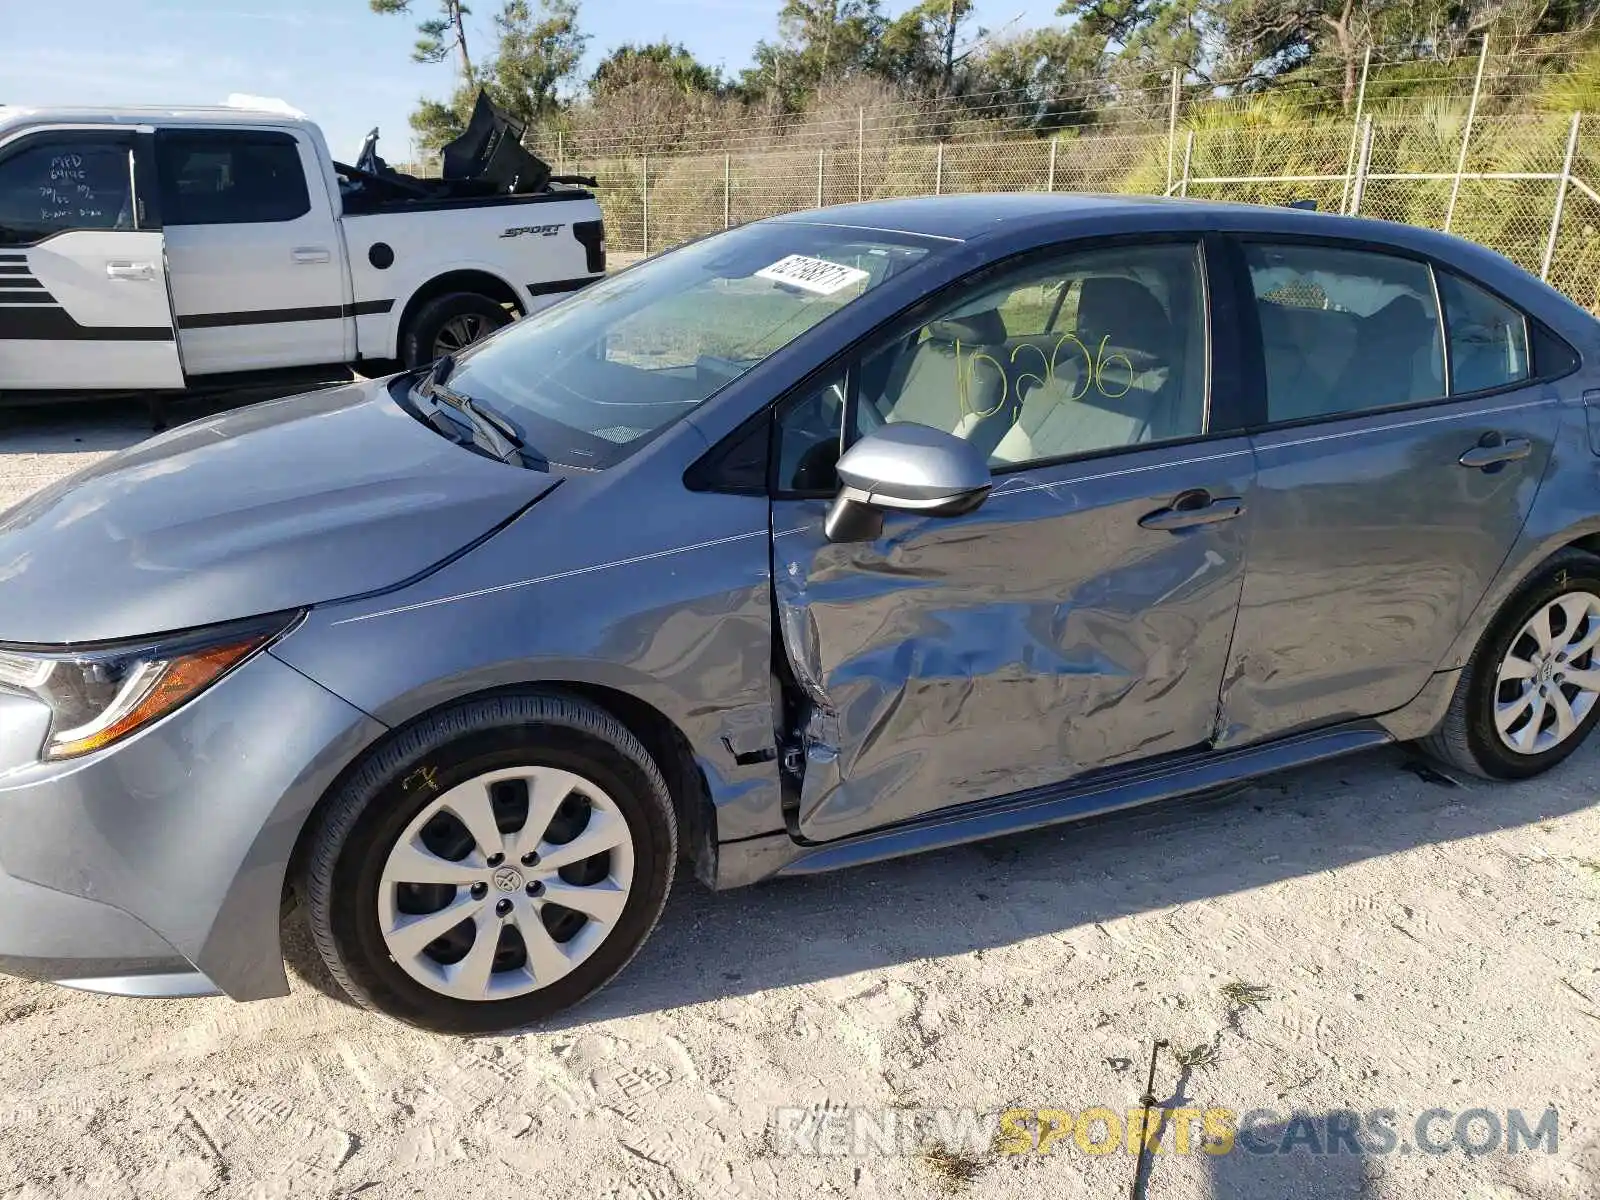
1494,590,1600,755
378,765,635,1002
433,313,490,356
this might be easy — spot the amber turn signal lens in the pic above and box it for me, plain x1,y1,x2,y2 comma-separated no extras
44,635,270,760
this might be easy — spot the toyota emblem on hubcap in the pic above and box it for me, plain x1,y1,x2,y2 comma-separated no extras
492,866,525,893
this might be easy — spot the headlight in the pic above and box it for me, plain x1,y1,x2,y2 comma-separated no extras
0,612,300,761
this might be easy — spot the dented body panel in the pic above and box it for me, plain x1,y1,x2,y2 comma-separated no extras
1217,387,1562,746
773,437,1256,842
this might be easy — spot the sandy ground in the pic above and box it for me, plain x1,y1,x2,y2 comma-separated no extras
1,400,1598,1200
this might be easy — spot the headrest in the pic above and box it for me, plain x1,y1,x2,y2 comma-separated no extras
1077,277,1172,347
927,310,1005,346
1370,294,1434,328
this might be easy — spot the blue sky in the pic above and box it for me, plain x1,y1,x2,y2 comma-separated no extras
5,0,1066,162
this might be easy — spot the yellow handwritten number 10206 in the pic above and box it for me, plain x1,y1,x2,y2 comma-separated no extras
953,333,1135,420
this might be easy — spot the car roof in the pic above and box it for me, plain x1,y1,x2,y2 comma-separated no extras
769,191,1469,254
0,105,316,136
768,191,1577,305
770,192,1206,241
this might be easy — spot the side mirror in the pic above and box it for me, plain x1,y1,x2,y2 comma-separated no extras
824,423,992,543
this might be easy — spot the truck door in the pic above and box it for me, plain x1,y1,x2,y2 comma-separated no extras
155,127,349,374
0,128,184,390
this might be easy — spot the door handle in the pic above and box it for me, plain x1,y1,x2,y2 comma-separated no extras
105,261,155,281
1139,491,1246,532
1459,433,1532,470
291,247,331,264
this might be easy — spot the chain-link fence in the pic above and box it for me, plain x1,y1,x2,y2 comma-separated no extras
544,35,1600,311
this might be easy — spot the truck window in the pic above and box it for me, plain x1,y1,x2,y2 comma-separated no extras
155,131,311,226
0,138,133,246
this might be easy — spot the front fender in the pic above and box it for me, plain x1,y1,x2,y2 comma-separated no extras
269,451,787,844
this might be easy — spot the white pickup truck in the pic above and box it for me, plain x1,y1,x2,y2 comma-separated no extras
0,94,605,409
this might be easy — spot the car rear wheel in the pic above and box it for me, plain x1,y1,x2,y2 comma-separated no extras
401,292,513,369
296,693,676,1034
1422,549,1600,779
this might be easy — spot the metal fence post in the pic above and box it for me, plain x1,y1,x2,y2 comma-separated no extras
857,108,865,202
817,148,824,209
556,131,564,175
641,154,649,256
935,143,944,195
1340,46,1372,214
1179,130,1195,197
1541,112,1582,281
1350,117,1375,215
1046,136,1057,192
1445,32,1490,232
1166,68,1181,193
723,153,731,229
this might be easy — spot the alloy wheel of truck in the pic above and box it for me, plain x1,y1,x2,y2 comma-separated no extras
1422,549,1600,780
296,693,676,1034
402,292,514,369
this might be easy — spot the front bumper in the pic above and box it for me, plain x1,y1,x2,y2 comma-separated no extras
0,861,208,993
0,648,385,1001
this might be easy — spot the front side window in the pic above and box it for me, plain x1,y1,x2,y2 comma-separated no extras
156,132,311,225
1246,242,1445,423
0,139,132,246
773,241,1208,490
1438,271,1531,395
443,222,941,468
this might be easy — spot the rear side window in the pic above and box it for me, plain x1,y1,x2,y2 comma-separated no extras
0,139,132,245
156,131,310,226
1246,243,1445,423
1437,271,1531,395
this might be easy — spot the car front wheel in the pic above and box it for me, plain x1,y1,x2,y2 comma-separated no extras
1423,548,1600,779
297,693,676,1034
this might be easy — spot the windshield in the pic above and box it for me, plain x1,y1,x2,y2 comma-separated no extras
433,221,944,468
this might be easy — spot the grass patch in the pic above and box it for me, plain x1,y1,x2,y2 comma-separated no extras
1174,1042,1221,1069
1220,981,1272,1011
918,1143,985,1193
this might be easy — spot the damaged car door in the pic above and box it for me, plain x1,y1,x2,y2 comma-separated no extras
771,237,1259,842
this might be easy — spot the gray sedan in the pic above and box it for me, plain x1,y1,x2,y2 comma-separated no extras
2,194,1598,1033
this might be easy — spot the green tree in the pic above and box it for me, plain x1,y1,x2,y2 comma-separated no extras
967,28,1095,128
408,89,474,153
590,41,722,96
371,0,476,80
776,0,886,86
1054,0,1213,95
881,0,982,94
483,0,589,128
402,0,587,154
734,41,797,106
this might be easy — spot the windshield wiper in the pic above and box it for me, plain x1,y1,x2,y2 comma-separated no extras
417,355,527,464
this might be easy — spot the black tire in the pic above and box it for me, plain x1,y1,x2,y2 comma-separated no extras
295,692,677,1034
400,292,513,369
1421,548,1600,780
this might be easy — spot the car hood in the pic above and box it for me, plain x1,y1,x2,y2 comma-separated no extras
0,380,559,645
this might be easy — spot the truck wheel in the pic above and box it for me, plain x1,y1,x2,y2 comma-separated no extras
296,692,677,1034
402,292,513,368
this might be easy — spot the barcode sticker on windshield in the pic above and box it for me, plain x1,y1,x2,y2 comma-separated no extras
755,255,871,295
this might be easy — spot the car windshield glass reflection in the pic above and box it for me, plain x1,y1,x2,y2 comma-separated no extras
438,223,941,468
